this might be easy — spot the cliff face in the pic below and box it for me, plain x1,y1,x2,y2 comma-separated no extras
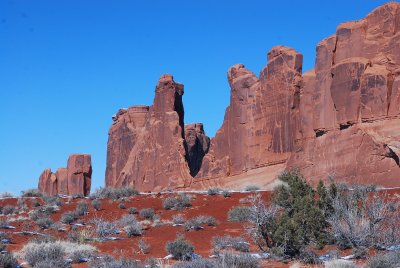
105,3,400,191
38,154,92,196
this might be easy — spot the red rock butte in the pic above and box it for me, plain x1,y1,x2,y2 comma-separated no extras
38,154,92,196
106,3,400,191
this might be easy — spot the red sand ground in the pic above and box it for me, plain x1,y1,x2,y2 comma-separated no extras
1,189,399,267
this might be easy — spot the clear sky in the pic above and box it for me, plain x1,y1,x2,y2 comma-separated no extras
0,0,391,195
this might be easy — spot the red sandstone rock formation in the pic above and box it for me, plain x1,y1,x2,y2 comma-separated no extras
106,3,400,191
38,154,92,196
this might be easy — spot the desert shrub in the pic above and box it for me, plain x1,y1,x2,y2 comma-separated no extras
119,215,138,227
42,195,61,206
22,240,96,267
172,258,216,268
68,229,93,243
23,241,65,267
163,195,192,210
119,203,126,209
21,189,43,197
212,235,249,253
185,215,217,231
32,259,71,268
367,251,400,268
92,199,102,211
124,222,143,237
94,219,119,237
0,192,13,198
88,255,143,268
0,243,6,251
61,211,77,224
138,239,150,254
41,205,57,215
299,249,321,264
1,205,16,215
0,252,18,268
166,235,194,261
218,252,259,268
128,207,137,214
227,206,252,222
222,190,231,198
172,214,186,225
325,259,358,268
139,208,155,220
245,185,260,192
245,170,329,257
163,196,177,210
36,217,54,229
29,209,43,221
75,201,89,216
90,187,139,200
207,188,221,196
328,184,400,249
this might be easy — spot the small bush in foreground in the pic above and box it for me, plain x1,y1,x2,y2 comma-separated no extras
367,251,400,268
172,258,215,268
218,252,259,268
36,217,54,229
32,260,71,268
138,239,150,254
0,252,18,268
88,255,143,268
212,235,249,253
227,206,251,222
299,249,321,264
139,208,155,220
185,215,217,231
222,190,231,198
75,201,89,216
23,242,65,267
91,199,102,211
124,222,143,237
94,219,119,237
166,236,194,261
163,195,192,210
61,211,77,224
325,259,358,268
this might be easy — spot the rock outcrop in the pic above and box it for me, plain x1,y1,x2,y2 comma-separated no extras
106,2,400,191
38,154,92,196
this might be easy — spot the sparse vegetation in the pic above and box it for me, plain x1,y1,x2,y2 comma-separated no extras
163,194,192,210
91,187,139,200
0,252,18,268
140,208,155,220
166,235,194,261
119,202,126,209
21,189,43,197
325,259,358,268
172,214,186,225
227,206,252,222
207,188,221,195
128,207,138,214
185,215,217,231
75,201,89,216
36,217,54,229
61,211,78,224
124,222,143,237
222,190,231,198
93,219,119,237
88,255,143,268
212,235,249,253
91,199,102,211
245,185,260,192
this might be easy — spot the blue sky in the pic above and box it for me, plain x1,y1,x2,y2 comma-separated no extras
0,0,390,194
